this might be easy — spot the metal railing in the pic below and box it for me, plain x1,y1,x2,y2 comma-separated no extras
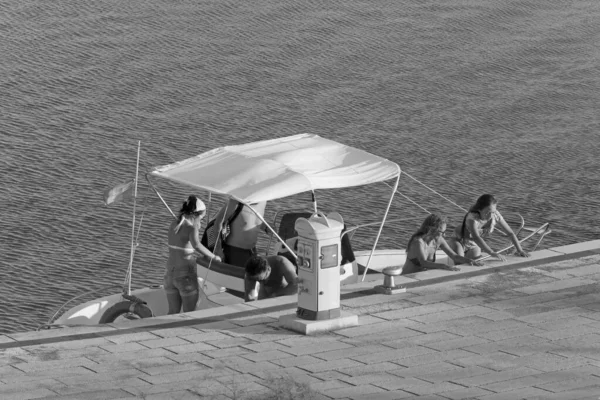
266,210,549,256
38,284,123,330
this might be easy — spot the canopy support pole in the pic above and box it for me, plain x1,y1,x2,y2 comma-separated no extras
207,192,212,221
361,169,401,281
245,203,298,259
145,174,176,219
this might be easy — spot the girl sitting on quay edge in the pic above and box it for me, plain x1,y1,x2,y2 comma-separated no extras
447,194,530,262
402,214,483,275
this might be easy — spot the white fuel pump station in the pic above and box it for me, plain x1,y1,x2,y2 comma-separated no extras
294,212,344,320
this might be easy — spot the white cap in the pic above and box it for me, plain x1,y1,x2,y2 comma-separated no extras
194,198,206,213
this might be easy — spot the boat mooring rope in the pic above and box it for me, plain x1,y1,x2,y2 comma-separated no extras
393,190,430,214
400,171,468,213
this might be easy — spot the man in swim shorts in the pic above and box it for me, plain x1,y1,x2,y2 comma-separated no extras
213,198,268,268
244,255,298,301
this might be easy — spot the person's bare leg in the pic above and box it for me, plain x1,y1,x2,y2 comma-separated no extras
447,238,466,260
166,291,182,314
465,246,482,260
181,291,199,312
178,274,200,312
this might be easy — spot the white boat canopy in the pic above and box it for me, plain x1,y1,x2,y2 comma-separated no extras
150,133,401,203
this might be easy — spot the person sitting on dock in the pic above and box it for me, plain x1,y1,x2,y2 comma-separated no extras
244,255,298,301
212,198,268,268
401,214,483,275
166,195,221,314
447,194,530,261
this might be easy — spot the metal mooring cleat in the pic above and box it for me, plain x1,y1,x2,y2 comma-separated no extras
374,266,407,295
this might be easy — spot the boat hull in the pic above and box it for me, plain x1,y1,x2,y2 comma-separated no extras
52,278,224,326
354,249,452,274
196,257,246,293
52,249,448,327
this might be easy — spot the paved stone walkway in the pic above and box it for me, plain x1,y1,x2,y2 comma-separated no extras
2,245,600,400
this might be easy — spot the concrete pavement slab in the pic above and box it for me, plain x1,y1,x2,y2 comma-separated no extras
477,386,553,400
452,351,521,371
418,365,496,384
372,301,460,320
529,384,600,400
393,349,476,367
439,386,495,400
1,388,58,400
322,383,386,398
393,360,461,377
450,366,539,387
335,361,402,377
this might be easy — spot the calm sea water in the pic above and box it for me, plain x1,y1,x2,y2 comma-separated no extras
1,0,598,334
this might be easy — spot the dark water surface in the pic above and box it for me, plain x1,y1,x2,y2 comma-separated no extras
1,0,598,334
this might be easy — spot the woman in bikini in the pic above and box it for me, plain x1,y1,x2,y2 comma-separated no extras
402,214,483,275
447,194,530,261
166,195,221,314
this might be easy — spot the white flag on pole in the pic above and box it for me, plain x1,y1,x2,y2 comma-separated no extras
103,178,135,205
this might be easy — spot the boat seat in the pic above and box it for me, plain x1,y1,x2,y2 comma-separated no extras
273,212,312,265
277,212,312,241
